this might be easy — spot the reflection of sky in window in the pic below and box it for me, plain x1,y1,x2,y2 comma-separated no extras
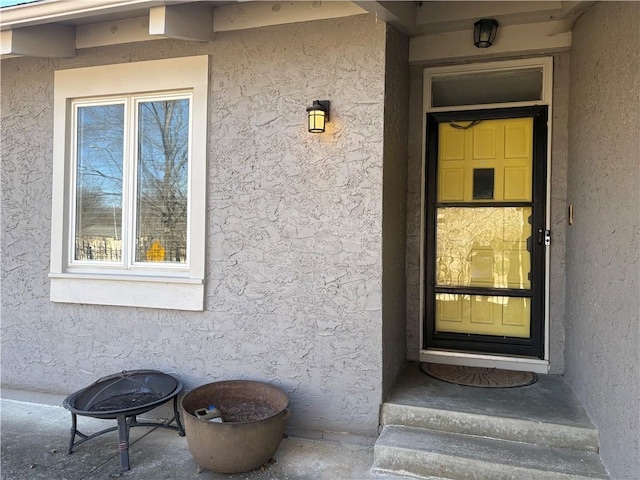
0,0,39,8
76,104,124,208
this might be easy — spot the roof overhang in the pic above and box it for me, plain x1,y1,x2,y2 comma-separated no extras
0,1,597,61
0,0,369,58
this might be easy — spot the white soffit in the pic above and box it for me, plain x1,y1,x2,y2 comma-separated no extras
409,0,596,64
0,0,168,30
75,16,153,49
76,5,214,49
0,24,75,57
212,1,367,32
149,4,214,42
1,1,368,57
416,1,596,34
353,0,418,35
410,20,572,65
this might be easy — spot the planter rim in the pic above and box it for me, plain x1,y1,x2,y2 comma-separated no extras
181,380,289,425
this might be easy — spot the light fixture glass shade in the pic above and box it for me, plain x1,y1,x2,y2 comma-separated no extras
306,100,330,133
474,19,498,48
308,109,326,133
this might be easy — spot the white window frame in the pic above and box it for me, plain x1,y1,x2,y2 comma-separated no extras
50,56,208,311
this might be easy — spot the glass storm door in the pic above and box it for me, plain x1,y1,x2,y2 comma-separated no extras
425,107,548,358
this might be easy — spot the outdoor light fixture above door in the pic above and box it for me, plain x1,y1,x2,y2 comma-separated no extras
474,19,498,48
306,100,330,133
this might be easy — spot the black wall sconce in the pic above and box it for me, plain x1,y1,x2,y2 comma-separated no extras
306,100,330,133
474,19,498,48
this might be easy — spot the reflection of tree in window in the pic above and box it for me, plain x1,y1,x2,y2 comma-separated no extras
75,103,124,262
436,207,531,290
73,98,190,265
136,99,189,264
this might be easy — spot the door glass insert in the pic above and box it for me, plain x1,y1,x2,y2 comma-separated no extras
436,207,532,289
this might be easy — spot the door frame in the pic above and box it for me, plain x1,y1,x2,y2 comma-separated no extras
418,57,553,373
424,106,548,358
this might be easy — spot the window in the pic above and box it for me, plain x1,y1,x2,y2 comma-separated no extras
430,68,543,108
72,95,190,267
424,58,553,112
50,56,208,310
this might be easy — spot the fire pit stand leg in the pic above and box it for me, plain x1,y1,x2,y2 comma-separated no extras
67,413,79,454
116,415,131,471
66,414,119,455
173,395,185,436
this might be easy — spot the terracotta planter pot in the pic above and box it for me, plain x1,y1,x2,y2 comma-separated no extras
181,380,290,473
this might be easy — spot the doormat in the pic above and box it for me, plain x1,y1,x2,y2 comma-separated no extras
420,363,537,388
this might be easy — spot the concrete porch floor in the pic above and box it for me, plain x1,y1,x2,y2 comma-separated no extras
386,362,596,430
0,395,379,480
1,364,599,480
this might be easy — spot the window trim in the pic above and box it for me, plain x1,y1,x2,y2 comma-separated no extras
50,56,209,311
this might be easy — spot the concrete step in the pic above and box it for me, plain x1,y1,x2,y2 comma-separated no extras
381,366,601,453
374,425,610,480
381,402,599,452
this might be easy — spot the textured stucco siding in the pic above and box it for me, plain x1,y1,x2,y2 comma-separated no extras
405,56,570,371
565,2,640,477
405,65,424,361
381,25,409,398
548,52,570,374
0,15,387,437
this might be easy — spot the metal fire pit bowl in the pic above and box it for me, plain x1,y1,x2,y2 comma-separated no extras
181,380,290,474
63,370,184,471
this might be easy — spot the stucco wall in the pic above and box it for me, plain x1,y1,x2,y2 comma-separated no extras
548,52,570,374
381,25,409,398
0,14,387,437
405,55,570,372
405,64,424,362
565,2,640,477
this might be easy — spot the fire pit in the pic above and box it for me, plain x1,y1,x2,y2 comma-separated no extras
63,370,184,471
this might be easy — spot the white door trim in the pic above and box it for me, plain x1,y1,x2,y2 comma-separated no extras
419,57,554,369
421,350,550,374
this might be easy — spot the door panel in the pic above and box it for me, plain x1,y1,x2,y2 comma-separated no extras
425,107,547,358
438,118,532,203
435,295,530,338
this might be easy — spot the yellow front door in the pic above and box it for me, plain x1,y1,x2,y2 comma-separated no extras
435,117,534,339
